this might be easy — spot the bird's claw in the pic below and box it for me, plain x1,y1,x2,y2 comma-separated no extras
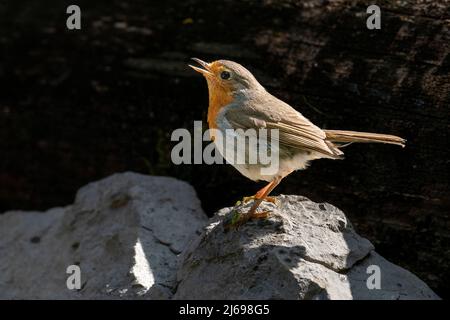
250,210,271,220
241,196,254,203
241,195,278,205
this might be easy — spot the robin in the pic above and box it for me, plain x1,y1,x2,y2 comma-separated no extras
189,58,405,230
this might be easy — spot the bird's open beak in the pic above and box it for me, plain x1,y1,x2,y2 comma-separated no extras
189,58,213,77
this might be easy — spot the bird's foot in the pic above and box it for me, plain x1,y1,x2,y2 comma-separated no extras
241,195,278,205
223,209,272,232
250,210,271,220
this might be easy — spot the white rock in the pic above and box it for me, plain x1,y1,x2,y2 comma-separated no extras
174,195,439,300
0,172,207,299
0,175,439,300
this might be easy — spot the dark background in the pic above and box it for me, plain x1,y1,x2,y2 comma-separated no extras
0,0,449,297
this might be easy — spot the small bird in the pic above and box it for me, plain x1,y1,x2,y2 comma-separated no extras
189,58,405,230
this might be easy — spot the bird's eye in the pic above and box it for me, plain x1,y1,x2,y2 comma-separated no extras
220,70,231,80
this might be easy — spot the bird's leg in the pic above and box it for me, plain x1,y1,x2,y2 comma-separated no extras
254,184,278,204
225,177,282,231
241,183,278,204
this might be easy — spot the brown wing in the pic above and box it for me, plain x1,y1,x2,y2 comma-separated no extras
224,94,343,158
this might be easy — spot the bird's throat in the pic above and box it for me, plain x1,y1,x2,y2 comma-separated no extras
207,82,233,130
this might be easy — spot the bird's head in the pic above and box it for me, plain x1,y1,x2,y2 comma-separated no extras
189,58,265,98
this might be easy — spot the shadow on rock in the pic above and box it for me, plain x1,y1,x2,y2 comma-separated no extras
175,195,439,300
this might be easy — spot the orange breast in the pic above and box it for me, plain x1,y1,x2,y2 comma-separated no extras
207,83,233,130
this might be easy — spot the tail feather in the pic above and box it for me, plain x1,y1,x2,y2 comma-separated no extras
324,130,406,148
